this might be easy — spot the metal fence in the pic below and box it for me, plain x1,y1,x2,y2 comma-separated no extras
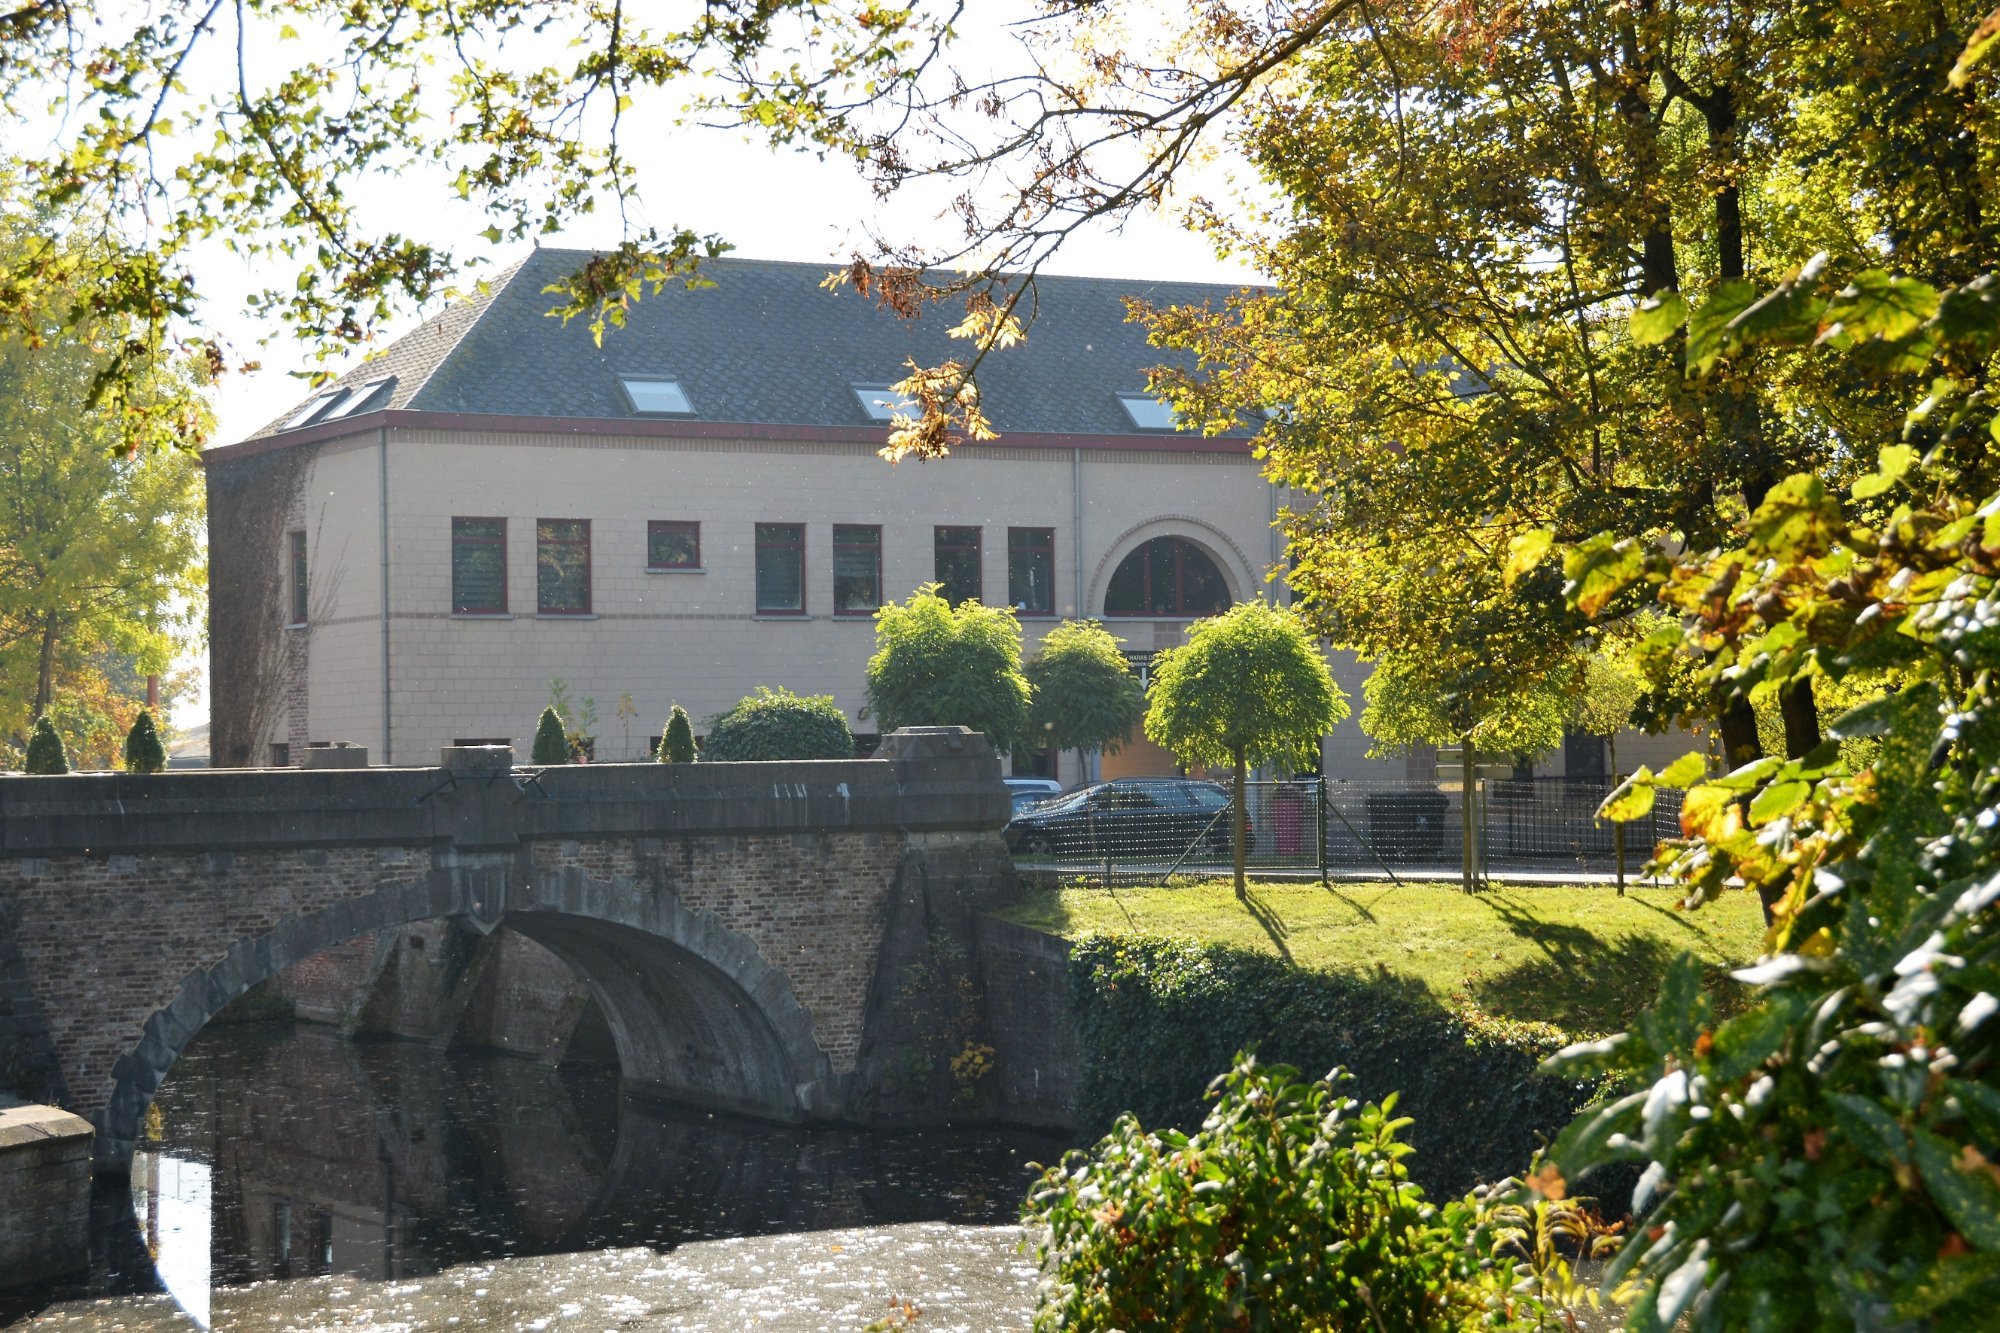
1007,776,1684,886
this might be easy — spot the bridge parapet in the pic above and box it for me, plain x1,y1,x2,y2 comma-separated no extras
0,726,1006,857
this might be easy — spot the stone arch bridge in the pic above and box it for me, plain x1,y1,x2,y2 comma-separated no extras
0,729,1016,1170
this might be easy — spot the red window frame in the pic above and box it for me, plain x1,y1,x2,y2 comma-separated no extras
536,518,593,615
934,524,983,605
832,523,882,617
755,522,807,615
1105,536,1228,618
647,520,701,570
451,517,509,615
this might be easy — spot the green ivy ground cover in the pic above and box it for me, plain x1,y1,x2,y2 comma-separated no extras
997,878,1768,1038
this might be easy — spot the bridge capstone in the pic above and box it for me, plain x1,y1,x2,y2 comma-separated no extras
0,728,1013,1170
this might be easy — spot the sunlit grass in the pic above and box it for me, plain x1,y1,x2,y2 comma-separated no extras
993,878,1770,1037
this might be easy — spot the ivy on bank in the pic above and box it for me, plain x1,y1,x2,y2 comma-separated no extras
1065,934,1598,1197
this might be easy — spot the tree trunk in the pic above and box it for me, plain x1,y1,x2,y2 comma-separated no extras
33,611,58,719
1718,692,1761,772
1232,747,1248,900
1780,677,1822,759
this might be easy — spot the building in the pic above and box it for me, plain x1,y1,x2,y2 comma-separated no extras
204,251,1674,784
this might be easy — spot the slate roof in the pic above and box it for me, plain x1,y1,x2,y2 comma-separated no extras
245,250,1262,443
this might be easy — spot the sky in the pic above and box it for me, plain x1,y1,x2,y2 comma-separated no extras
168,11,1268,731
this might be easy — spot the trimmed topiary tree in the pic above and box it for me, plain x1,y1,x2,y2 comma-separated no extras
123,708,167,773
531,705,570,765
1025,619,1145,776
658,704,697,762
702,686,853,761
865,583,1032,749
24,715,69,774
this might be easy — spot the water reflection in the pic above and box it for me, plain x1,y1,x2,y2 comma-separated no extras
32,1023,1062,1327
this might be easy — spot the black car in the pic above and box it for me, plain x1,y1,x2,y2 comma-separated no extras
1005,778,1244,859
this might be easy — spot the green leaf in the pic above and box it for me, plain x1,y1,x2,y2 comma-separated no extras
1747,475,1843,559
1563,533,1644,617
1913,1129,2000,1251
1600,767,1657,822
1502,527,1555,588
1827,1092,1907,1162
1821,271,1941,345
1748,779,1811,826
1852,443,1920,499
1829,694,1900,739
1950,6,2000,86
1630,290,1689,346
1890,1252,2000,1321
1686,279,1760,376
1656,751,1708,788
1729,256,1828,348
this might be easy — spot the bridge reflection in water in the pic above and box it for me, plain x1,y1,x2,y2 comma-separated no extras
101,1023,1062,1327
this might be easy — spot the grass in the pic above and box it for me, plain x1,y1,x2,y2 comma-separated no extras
993,877,1771,1037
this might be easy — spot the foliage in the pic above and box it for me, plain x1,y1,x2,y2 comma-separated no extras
530,706,569,766
123,709,166,774
1541,251,2000,1326
1064,934,1597,1200
1145,601,1348,773
865,584,1032,749
1360,652,1570,761
545,677,597,760
1023,619,1144,761
1571,651,1644,745
702,686,854,762
1025,1056,1524,1331
24,715,68,775
658,705,697,763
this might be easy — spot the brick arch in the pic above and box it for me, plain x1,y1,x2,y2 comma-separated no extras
94,862,832,1171
1087,516,1260,618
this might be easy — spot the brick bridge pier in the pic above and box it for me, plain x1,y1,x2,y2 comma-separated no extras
0,728,1015,1171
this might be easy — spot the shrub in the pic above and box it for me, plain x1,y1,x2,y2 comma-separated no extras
123,709,166,773
24,715,69,774
702,686,853,761
530,705,569,765
658,704,697,762
1067,934,1593,1198
1025,1056,1515,1331
865,584,1031,749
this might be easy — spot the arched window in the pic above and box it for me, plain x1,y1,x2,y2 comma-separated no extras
1104,537,1231,617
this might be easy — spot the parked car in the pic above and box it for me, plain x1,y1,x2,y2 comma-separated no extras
1005,776,1065,819
1006,778,1246,859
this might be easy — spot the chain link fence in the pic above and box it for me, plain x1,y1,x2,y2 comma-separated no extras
1006,776,1684,886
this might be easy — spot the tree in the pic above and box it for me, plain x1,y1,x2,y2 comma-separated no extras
658,705,697,763
702,687,853,761
865,585,1032,751
24,715,68,775
1023,620,1144,779
1144,601,1348,897
123,709,166,774
530,706,569,766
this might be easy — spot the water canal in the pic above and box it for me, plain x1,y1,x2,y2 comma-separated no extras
8,1023,1068,1330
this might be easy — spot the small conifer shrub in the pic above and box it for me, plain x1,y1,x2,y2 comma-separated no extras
659,704,697,762
531,706,569,765
124,709,167,774
24,715,69,774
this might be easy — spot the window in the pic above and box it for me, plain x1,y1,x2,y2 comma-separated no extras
852,383,916,422
934,525,982,605
537,519,592,614
755,522,806,614
833,524,882,615
648,520,701,570
618,376,695,416
1007,527,1054,615
1105,537,1231,617
1116,392,1180,432
287,530,309,625
282,389,346,431
451,517,508,614
318,376,396,422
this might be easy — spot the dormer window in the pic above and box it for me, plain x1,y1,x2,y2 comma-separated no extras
1116,392,1180,432
282,389,348,431
852,383,916,422
319,376,396,421
619,376,695,416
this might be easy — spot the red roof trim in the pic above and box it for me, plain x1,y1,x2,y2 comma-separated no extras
201,409,1258,464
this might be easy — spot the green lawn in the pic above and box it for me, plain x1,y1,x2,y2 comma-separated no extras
994,878,1771,1037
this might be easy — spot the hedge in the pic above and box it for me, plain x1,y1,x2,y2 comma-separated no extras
1067,933,1599,1198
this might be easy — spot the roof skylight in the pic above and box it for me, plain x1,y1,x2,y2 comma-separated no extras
852,384,916,422
1116,392,1180,432
319,376,396,422
619,376,695,416
282,389,348,431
